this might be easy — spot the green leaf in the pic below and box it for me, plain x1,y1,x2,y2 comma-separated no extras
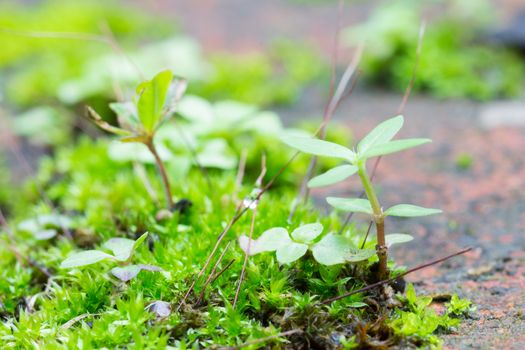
384,204,442,217
111,265,141,282
280,135,356,162
110,263,161,282
290,223,323,244
86,106,131,136
238,227,291,255
137,70,174,133
133,232,149,251
362,138,431,158
18,214,74,241
326,197,373,215
177,95,214,124
357,115,403,155
276,242,308,264
109,102,140,130
103,238,135,261
385,233,414,247
60,250,114,268
163,77,187,114
348,302,368,308
345,247,376,262
311,233,352,265
307,165,358,188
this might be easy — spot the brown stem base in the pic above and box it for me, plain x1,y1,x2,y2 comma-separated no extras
375,220,389,280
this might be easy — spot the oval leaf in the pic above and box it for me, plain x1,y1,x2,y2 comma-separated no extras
103,238,136,261
311,233,352,265
111,264,162,282
357,115,404,155
61,250,114,269
385,233,414,247
291,223,323,244
146,301,171,318
137,70,174,132
362,138,431,159
276,242,308,264
281,135,356,162
345,248,376,262
384,204,442,217
326,197,373,215
111,265,142,282
307,165,358,188
238,227,291,256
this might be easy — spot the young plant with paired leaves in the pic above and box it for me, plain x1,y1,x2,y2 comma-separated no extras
87,70,187,209
238,223,413,266
60,232,162,282
282,115,441,280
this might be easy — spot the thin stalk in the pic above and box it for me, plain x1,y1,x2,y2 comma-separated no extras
145,140,173,209
357,162,388,280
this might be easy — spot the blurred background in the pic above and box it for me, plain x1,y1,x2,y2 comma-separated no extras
1,0,525,346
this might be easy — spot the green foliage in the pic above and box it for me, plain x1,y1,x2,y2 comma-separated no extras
455,153,474,170
390,284,470,348
384,204,442,217
344,1,525,100
283,115,440,217
192,40,328,106
239,223,374,265
282,114,440,281
17,213,74,240
0,0,173,105
446,293,475,316
61,232,162,282
88,70,186,142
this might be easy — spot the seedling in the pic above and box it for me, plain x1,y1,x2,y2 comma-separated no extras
282,115,441,279
239,224,413,266
446,293,475,316
60,232,161,282
87,70,187,209
17,213,73,240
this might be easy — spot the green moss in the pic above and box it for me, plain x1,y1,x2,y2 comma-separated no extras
0,127,469,348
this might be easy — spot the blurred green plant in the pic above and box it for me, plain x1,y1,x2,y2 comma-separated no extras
344,0,525,100
87,70,187,209
0,0,174,106
283,115,440,279
61,232,162,282
192,41,329,106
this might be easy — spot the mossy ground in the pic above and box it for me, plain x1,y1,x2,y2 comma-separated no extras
0,132,471,349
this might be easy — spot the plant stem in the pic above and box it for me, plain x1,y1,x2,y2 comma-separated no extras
145,140,173,209
357,162,388,280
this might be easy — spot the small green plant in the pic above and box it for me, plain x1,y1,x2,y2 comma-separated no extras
390,284,469,347
455,153,474,171
446,293,475,316
344,1,525,100
237,223,413,266
87,70,187,209
282,115,441,279
17,213,73,240
60,232,161,282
